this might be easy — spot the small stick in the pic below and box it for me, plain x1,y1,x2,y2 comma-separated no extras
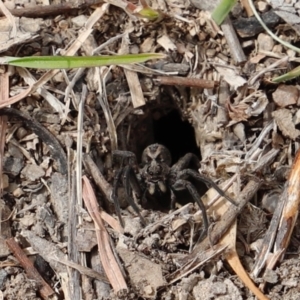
82,176,127,293
6,238,55,299
155,76,219,89
173,179,261,268
240,0,253,17
251,188,286,277
0,0,104,18
125,69,146,108
82,153,113,202
221,17,246,64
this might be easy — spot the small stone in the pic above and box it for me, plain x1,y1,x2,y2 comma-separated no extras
19,213,36,227
143,285,154,296
272,84,298,107
16,127,28,139
257,1,269,12
206,48,216,58
71,15,88,28
287,49,296,58
7,143,23,159
0,269,8,289
262,191,280,213
3,157,24,176
34,111,59,124
58,20,69,30
273,44,283,53
210,281,227,295
263,269,278,284
20,17,42,33
257,33,274,51
13,187,24,198
21,164,45,181
272,109,300,140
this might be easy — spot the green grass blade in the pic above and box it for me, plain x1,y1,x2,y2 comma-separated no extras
3,53,165,69
272,65,300,83
212,0,237,25
138,7,161,20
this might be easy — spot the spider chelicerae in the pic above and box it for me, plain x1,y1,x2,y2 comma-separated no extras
112,143,236,238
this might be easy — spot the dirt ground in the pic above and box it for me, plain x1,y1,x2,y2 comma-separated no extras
1,0,300,299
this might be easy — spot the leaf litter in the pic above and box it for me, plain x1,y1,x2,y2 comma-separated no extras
0,0,300,299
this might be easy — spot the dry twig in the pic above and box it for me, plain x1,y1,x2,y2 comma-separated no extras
82,175,127,293
6,238,55,299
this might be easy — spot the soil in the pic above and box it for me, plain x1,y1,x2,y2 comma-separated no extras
0,0,300,299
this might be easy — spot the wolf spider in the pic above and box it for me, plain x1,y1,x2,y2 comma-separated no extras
112,144,236,237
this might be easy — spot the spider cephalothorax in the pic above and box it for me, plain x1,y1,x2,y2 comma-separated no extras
140,144,171,195
111,143,236,237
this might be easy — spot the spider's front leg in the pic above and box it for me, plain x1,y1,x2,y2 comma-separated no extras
112,150,146,227
171,153,237,206
172,179,209,239
171,153,237,240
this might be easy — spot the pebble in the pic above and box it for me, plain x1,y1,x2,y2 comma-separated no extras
21,164,45,181
257,1,269,12
0,269,8,290
71,15,88,28
257,33,274,51
272,84,298,107
13,187,24,198
3,157,24,176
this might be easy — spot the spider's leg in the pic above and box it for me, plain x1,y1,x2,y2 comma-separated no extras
172,179,209,239
112,150,137,165
178,169,237,206
170,188,177,209
123,165,147,226
112,168,125,227
171,153,200,174
112,149,140,227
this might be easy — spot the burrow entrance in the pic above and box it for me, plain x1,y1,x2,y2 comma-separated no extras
129,104,207,206
152,109,200,164
130,105,200,164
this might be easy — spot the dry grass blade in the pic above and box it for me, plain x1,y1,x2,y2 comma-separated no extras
226,246,269,300
223,221,269,300
97,69,118,151
82,153,113,202
82,175,127,293
177,179,261,267
100,210,124,233
32,3,110,94
0,0,17,37
251,188,286,277
0,72,31,109
0,72,8,193
17,67,65,115
253,149,300,282
6,238,55,299
275,150,300,257
168,244,228,284
0,72,9,257
124,69,145,108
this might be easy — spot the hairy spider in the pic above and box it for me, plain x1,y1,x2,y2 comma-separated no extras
112,144,236,237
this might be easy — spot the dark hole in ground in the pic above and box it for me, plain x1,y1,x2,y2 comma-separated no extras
129,105,207,209
151,108,207,207
152,109,200,164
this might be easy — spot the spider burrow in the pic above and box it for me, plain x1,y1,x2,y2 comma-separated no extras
111,143,237,238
